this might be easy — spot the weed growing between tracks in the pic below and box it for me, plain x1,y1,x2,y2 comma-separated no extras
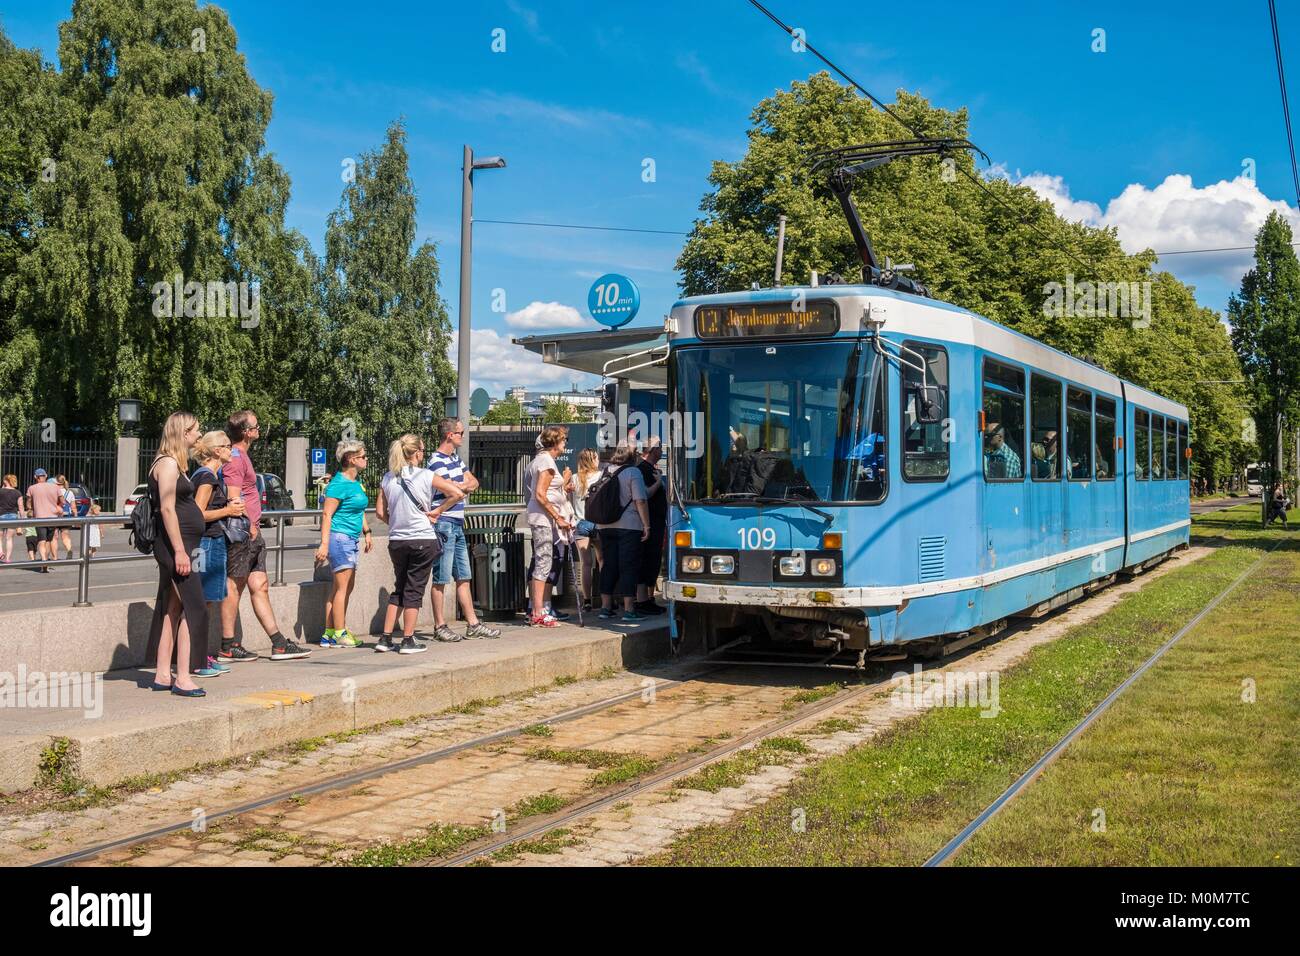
645,509,1293,866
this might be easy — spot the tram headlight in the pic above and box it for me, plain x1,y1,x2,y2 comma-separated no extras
779,555,805,576
810,558,837,577
710,555,735,574
682,555,704,574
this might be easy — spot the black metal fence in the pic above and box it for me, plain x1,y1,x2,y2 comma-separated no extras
0,430,117,509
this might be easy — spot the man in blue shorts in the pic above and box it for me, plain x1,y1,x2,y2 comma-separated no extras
428,418,501,641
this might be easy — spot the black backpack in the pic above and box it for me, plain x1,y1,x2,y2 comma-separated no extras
584,464,634,525
129,466,160,555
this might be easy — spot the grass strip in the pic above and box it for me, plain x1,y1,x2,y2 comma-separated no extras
645,510,1288,866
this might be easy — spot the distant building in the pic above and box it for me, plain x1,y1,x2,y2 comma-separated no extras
487,384,603,421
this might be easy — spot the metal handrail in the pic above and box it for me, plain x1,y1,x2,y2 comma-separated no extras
0,502,525,607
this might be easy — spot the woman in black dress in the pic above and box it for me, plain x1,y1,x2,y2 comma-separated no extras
146,412,208,697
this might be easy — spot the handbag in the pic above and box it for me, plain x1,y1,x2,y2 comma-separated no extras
202,465,250,543
396,470,443,559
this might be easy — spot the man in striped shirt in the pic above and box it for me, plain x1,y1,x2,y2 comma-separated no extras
428,418,500,641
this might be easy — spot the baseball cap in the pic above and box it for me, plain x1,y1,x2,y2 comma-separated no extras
34,468,47,478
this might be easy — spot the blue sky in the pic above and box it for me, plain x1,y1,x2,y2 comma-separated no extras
4,0,1298,396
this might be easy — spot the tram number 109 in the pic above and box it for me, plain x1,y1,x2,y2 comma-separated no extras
737,528,777,550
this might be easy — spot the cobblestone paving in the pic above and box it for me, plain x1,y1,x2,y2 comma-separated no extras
5,549,1204,868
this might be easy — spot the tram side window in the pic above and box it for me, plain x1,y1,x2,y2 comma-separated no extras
1178,421,1189,480
1134,409,1149,480
1031,374,1062,481
982,360,1025,481
1165,418,1178,478
902,342,950,480
1151,415,1165,479
1066,387,1092,480
1095,396,1117,480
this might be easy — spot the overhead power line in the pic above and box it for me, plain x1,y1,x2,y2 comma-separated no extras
1268,0,1300,209
474,218,687,237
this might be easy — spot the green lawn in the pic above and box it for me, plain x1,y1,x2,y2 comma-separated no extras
645,507,1298,866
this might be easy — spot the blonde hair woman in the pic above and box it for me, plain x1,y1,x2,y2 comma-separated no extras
570,448,602,610
0,474,24,563
144,412,213,696
190,431,246,676
315,439,372,647
375,434,455,653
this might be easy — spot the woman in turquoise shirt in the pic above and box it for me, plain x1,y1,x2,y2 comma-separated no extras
315,440,373,647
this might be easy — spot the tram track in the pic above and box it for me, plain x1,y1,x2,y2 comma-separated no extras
924,536,1285,867
431,670,894,866
34,664,731,867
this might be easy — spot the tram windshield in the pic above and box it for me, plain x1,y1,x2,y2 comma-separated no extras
671,340,886,504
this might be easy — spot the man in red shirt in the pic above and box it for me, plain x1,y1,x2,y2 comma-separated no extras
24,468,62,569
218,410,309,662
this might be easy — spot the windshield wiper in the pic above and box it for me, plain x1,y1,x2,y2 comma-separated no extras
712,492,833,523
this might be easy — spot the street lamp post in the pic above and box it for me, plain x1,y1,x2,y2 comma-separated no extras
458,145,506,465
285,399,311,510
114,398,143,514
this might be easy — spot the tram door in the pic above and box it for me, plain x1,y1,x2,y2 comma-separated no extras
980,359,1032,595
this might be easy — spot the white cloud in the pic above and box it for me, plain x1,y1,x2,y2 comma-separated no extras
504,300,595,330
450,328,601,398
1019,171,1300,285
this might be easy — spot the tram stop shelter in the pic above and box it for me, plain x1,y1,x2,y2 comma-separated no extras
512,324,668,409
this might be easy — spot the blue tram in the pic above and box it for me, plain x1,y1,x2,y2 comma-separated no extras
663,286,1190,661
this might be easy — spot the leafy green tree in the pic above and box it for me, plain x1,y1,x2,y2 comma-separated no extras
481,398,525,425
4,0,318,435
318,120,455,452
541,397,592,422
678,71,1249,482
1229,211,1300,512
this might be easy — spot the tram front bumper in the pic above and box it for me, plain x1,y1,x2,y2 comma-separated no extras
666,580,904,609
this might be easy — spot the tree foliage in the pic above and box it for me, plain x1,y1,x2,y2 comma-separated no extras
317,120,455,450
1228,211,1300,496
0,2,452,448
677,72,1251,482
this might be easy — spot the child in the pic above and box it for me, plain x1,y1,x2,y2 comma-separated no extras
87,502,102,556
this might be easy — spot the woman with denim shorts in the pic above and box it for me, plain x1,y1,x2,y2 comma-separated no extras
191,431,247,676
315,440,373,647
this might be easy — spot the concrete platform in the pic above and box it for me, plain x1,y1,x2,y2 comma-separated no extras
0,618,672,792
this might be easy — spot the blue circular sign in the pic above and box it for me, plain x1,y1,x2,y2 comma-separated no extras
588,273,640,329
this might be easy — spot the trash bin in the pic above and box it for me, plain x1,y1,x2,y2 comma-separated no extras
464,512,526,621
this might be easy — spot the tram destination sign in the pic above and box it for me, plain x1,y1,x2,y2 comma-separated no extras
694,299,839,339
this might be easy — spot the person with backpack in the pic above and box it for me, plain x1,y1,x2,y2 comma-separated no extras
144,412,210,696
375,433,455,653
191,430,247,675
591,443,650,624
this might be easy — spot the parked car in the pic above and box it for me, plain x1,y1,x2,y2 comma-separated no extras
257,473,295,526
67,482,94,516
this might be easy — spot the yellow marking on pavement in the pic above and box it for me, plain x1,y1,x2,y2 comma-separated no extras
234,690,316,708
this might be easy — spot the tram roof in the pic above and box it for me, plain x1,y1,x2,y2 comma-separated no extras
669,285,1188,421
